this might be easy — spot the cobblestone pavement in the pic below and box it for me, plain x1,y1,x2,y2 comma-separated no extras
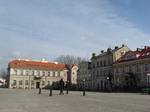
0,88,150,112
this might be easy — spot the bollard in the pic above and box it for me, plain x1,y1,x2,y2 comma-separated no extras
82,79,85,96
83,89,85,96
66,81,69,94
39,88,41,94
66,88,69,94
49,86,53,96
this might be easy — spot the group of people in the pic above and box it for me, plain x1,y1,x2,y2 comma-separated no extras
59,78,69,95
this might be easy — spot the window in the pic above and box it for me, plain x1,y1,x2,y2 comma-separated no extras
19,80,22,85
144,64,149,72
43,71,45,76
97,62,99,67
116,68,118,74
32,71,34,75
26,70,29,75
48,72,51,76
14,69,17,75
58,72,60,77
37,71,40,76
97,71,99,76
25,80,28,85
93,63,95,68
122,67,125,73
48,81,50,85
13,80,17,85
42,81,45,85
103,60,106,67
53,72,55,77
31,81,34,85
136,65,140,72
72,72,75,75
129,65,132,72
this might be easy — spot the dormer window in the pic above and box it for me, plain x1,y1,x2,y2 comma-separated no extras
136,54,140,58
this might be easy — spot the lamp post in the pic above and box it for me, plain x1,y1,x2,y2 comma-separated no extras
49,83,53,96
38,80,42,94
83,79,85,96
66,81,69,94
147,73,150,87
106,76,109,91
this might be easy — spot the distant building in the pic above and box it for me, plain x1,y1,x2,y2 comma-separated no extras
90,44,129,90
65,65,78,85
70,65,78,84
113,46,150,88
8,59,78,89
0,78,6,86
77,61,91,90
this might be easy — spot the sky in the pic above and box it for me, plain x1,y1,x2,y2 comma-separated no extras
0,0,150,68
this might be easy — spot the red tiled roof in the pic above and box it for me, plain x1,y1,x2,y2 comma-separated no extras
115,47,150,64
9,60,67,71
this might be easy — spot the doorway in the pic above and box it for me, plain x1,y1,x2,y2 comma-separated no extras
36,82,40,88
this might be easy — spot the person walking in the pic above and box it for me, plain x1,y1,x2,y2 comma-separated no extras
59,78,64,95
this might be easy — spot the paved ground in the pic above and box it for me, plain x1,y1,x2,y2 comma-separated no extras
0,89,150,112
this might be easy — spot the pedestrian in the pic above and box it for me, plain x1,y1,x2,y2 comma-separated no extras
59,78,64,95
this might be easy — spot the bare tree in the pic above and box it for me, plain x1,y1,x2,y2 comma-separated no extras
0,68,8,79
55,55,87,65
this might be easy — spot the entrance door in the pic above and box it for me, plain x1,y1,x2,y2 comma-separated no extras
36,82,40,88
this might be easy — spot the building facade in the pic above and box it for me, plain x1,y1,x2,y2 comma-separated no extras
77,61,91,90
113,46,150,88
70,65,79,84
90,45,129,90
8,59,78,89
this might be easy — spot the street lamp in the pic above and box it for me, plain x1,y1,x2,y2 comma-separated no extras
147,73,150,87
83,79,85,96
107,76,109,88
106,76,111,91
49,83,53,96
66,80,69,94
107,77,109,80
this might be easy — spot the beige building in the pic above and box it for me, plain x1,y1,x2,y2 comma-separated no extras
90,44,129,90
113,46,150,88
8,59,78,89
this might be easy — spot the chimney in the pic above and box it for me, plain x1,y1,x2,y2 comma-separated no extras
144,46,150,49
101,50,104,53
107,48,112,53
137,48,142,51
92,53,96,58
115,46,119,49
122,44,125,47
54,62,58,64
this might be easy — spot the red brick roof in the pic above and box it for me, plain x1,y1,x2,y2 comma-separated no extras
115,46,150,63
9,60,68,71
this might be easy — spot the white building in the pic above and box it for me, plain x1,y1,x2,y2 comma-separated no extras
8,59,78,89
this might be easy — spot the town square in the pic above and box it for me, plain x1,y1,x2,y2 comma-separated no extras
0,0,150,112
0,89,150,112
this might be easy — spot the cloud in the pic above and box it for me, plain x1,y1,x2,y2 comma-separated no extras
0,0,149,68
